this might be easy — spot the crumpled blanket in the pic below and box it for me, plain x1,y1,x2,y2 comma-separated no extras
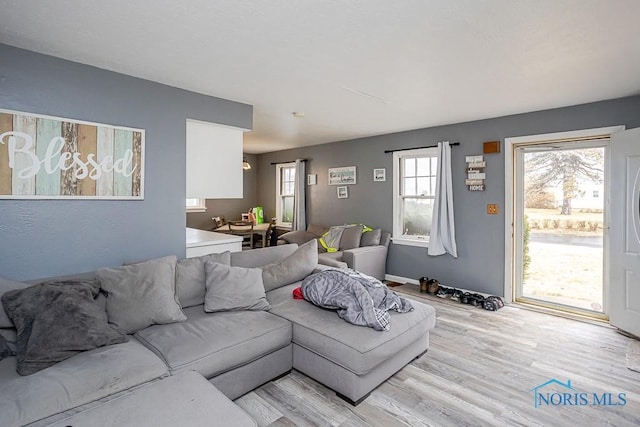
301,268,414,331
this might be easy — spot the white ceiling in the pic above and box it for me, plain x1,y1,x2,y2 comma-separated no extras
1,0,639,154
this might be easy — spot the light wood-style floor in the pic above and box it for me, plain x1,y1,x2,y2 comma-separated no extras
235,285,640,426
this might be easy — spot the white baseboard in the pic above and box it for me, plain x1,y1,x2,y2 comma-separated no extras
384,274,419,285
384,273,495,299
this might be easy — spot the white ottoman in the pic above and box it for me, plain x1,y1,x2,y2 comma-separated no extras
47,371,256,427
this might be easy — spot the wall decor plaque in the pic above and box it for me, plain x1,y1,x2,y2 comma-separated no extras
0,109,144,199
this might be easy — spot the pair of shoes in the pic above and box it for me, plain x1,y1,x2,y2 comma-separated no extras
450,289,463,301
460,292,484,306
435,286,450,298
482,296,504,311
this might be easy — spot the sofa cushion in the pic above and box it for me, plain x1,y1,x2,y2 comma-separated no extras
204,262,270,312
0,276,29,328
0,338,168,427
262,239,318,292
267,284,436,375
46,371,257,427
0,334,14,361
1,280,128,375
97,255,186,334
360,228,382,246
231,244,298,268
278,230,317,246
176,252,231,308
307,224,328,237
135,305,291,378
339,225,364,250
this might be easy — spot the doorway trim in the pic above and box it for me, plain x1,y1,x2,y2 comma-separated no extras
504,126,625,304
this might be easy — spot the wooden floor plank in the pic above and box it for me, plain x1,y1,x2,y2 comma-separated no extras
237,288,640,426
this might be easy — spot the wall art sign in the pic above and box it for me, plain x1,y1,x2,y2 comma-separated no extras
465,154,485,191
337,186,349,199
0,109,144,199
373,168,386,182
328,166,356,185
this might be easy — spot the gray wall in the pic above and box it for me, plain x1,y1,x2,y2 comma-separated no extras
257,96,640,295
186,153,258,230
0,44,252,280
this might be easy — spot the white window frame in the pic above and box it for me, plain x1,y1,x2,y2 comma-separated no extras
392,147,438,247
275,162,296,228
186,198,206,213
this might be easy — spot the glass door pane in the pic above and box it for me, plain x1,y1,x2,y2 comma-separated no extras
518,144,606,313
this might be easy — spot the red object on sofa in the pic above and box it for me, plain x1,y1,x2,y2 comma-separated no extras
292,287,304,300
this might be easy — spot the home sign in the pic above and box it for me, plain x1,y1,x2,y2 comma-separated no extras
0,109,144,199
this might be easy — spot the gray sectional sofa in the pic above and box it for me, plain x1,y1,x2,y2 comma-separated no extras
0,243,436,426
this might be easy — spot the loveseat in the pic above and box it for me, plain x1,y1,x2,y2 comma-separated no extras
0,242,435,426
277,224,391,280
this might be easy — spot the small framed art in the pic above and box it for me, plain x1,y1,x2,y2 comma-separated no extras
337,186,348,199
373,168,386,182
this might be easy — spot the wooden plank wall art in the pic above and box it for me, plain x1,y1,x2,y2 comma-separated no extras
0,109,144,199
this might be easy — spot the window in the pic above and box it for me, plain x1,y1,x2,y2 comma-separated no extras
186,198,206,213
392,148,438,246
275,163,296,227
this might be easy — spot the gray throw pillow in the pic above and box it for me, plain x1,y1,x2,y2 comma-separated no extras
176,252,231,308
262,239,318,292
0,334,14,361
204,262,270,312
339,225,364,250
360,228,382,246
0,276,29,328
97,255,186,334
0,280,128,375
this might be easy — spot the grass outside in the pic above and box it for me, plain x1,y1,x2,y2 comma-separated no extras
522,209,604,312
523,238,603,312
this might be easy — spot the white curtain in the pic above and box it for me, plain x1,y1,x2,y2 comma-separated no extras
292,159,306,231
428,141,457,257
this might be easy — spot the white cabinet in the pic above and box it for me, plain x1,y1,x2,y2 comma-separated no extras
186,119,246,199
186,228,242,258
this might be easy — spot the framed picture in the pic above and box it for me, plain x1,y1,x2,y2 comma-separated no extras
328,166,356,185
337,186,348,199
0,108,144,199
373,168,386,182
307,174,317,185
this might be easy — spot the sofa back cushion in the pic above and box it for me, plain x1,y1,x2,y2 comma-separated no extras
0,277,29,328
1,280,128,375
339,225,364,250
204,262,270,312
231,244,298,268
97,256,186,334
360,228,382,247
175,252,231,308
262,239,318,292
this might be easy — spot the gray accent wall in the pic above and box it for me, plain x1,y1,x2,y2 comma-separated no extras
186,153,258,230
0,44,252,281
257,96,640,296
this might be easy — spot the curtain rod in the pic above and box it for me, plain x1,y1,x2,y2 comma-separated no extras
270,159,308,165
384,142,460,154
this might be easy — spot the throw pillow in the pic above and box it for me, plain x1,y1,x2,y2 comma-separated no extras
204,262,270,312
0,280,127,375
176,251,231,308
0,276,29,328
360,228,382,246
262,239,318,292
339,225,364,250
0,334,14,361
97,255,186,334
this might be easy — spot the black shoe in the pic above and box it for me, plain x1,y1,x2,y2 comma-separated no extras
450,289,463,301
435,286,450,298
482,296,504,311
